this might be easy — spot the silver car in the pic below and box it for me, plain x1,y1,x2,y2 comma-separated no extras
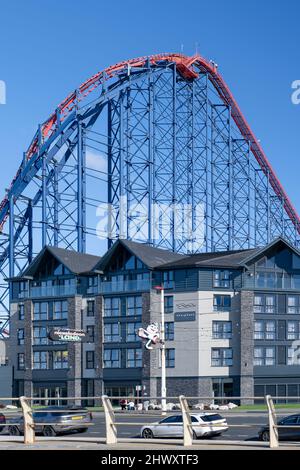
141,413,228,439
7,406,92,436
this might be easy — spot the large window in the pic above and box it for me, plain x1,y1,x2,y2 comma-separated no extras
211,348,233,367
164,296,173,313
103,349,120,368
165,322,175,341
288,347,297,365
254,321,276,340
287,296,300,314
87,300,95,317
253,295,276,314
126,348,142,368
17,328,25,345
287,321,300,340
87,276,98,294
18,353,25,370
53,351,68,369
104,298,120,317
33,302,48,320
166,349,175,368
104,323,121,342
254,347,275,366
213,295,231,311
53,300,68,320
126,322,141,342
212,321,232,339
86,351,95,369
126,296,142,316
213,270,230,288
33,326,48,345
33,351,48,370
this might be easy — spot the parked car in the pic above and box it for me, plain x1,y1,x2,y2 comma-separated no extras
0,413,6,433
141,413,228,439
7,406,92,436
259,414,300,441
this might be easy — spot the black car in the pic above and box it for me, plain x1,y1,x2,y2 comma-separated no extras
7,406,92,436
259,414,300,441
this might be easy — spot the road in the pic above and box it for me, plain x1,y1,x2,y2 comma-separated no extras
0,410,298,442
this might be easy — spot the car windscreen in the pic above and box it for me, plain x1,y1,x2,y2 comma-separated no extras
200,414,223,422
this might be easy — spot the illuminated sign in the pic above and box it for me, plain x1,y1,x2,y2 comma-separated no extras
48,328,89,343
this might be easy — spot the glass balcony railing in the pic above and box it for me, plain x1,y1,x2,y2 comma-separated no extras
99,279,150,294
29,285,76,298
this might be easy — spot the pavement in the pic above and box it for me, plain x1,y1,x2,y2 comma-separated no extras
0,436,299,450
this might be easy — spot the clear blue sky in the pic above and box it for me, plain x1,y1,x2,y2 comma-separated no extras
0,0,300,215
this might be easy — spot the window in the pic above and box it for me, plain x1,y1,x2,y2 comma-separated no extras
212,321,232,339
254,347,275,366
211,348,233,366
165,322,175,341
53,300,68,320
33,351,48,370
104,297,120,317
126,322,141,342
18,304,25,321
126,348,142,367
164,296,173,313
163,271,174,289
54,351,68,369
127,296,142,316
18,353,25,370
213,270,230,288
253,295,275,314
287,296,300,314
33,302,48,320
287,347,296,365
33,326,48,345
87,300,95,317
86,325,95,342
17,329,24,345
103,349,120,368
19,281,28,297
166,348,175,368
213,295,231,311
287,321,300,340
86,351,95,369
104,323,121,342
254,321,276,340
292,274,300,290
87,276,98,294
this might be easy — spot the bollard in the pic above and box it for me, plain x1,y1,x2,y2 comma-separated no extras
20,396,35,444
265,395,279,448
102,395,117,444
179,395,193,447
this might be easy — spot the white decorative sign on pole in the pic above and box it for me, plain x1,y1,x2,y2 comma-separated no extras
137,322,161,350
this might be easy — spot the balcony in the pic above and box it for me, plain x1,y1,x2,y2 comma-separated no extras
29,285,76,298
99,279,150,294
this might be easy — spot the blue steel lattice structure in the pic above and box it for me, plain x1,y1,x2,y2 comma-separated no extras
0,53,299,337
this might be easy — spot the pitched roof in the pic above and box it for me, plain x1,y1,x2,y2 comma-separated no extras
96,239,186,270
159,248,259,269
22,246,101,277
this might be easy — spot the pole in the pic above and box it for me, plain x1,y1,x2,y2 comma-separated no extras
160,286,167,414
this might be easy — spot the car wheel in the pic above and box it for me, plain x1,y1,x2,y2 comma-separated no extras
77,428,88,433
8,425,21,436
43,426,56,437
142,428,154,439
261,430,270,442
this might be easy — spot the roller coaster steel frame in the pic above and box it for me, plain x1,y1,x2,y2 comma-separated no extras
0,53,299,337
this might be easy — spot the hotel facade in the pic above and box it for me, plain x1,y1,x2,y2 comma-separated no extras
7,237,300,403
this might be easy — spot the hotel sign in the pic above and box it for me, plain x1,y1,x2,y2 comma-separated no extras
174,311,196,322
49,328,89,343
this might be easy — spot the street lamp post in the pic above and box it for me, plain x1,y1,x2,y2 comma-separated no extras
155,285,167,414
